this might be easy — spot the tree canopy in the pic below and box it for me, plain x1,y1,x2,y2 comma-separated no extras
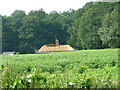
2,2,119,53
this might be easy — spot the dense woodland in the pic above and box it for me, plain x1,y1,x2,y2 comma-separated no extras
1,2,120,53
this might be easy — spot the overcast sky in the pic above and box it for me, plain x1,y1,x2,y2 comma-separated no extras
0,0,97,16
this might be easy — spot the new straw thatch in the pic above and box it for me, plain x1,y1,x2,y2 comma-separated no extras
38,44,74,53
38,39,74,53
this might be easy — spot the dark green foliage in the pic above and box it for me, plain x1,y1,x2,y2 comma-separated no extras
67,2,119,49
2,2,119,53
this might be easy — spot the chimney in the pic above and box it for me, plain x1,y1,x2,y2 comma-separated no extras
56,39,59,46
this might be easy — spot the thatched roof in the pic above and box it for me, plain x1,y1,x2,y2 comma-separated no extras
38,45,74,53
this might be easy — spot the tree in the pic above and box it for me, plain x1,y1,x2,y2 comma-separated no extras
98,3,119,48
2,2,119,53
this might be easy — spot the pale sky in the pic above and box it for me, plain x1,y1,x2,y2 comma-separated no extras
0,0,96,16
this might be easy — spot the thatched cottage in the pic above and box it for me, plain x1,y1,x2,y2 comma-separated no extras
38,39,74,53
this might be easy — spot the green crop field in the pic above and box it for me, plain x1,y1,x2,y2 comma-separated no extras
1,49,119,88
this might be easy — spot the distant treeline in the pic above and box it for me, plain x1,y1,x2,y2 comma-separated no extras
1,2,120,53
